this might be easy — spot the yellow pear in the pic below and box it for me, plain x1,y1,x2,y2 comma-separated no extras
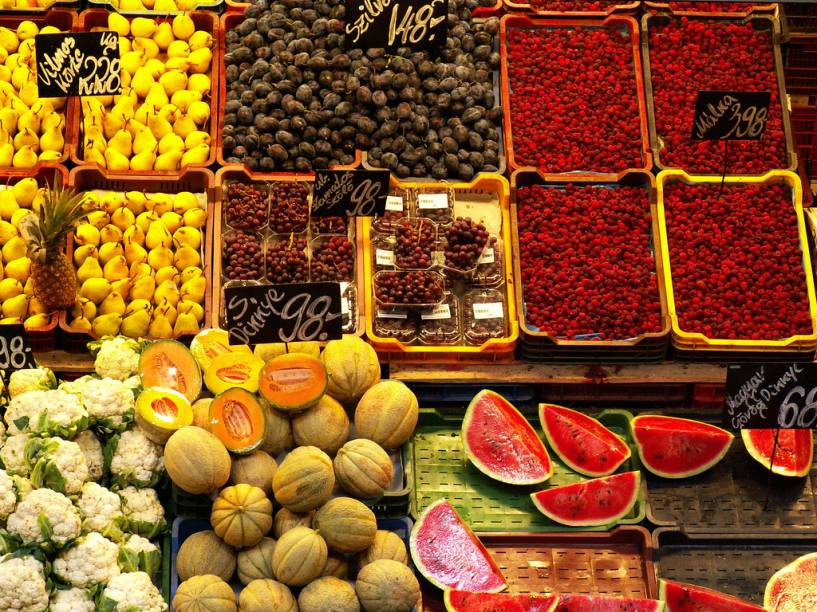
11,177,37,207
108,12,131,37
158,70,187,97
132,38,160,61
147,194,174,216
187,48,212,74
183,208,207,229
76,256,103,284
101,113,124,141
131,146,157,172
39,150,64,163
72,245,98,268
104,148,130,172
0,143,14,166
22,278,33,296
1,236,26,262
179,266,202,284
147,246,174,271
125,299,153,316
124,225,146,247
155,266,178,285
99,291,126,316
185,131,210,149
188,31,214,51
174,245,201,270
12,145,37,169
16,21,37,41
171,90,201,113
75,223,101,247
172,14,196,41
154,149,182,172
17,110,40,134
153,0,176,10
121,308,150,338
80,278,111,305
133,129,157,158
130,275,155,301
135,211,158,235
0,219,16,244
2,293,27,319
100,224,123,245
180,275,205,303
165,57,191,73
98,242,124,266
69,316,93,333
145,220,172,250
173,312,199,336
181,144,210,167
178,300,204,323
0,277,22,300
144,83,169,109
100,192,124,215
13,127,38,151
130,17,157,39
124,240,148,266
70,298,96,320
152,22,174,51
131,67,155,99
167,40,190,59
9,209,31,229
130,262,152,279
4,257,29,282
102,255,129,282
0,191,17,220
154,298,177,325
173,192,201,213
24,314,51,328
148,314,173,338
148,113,173,141
173,115,197,140
125,192,147,215
92,313,122,337
173,227,201,250
109,129,133,158
159,212,183,234
39,123,64,153
110,207,135,232
84,146,106,167
158,132,184,156
85,211,109,230
110,277,131,299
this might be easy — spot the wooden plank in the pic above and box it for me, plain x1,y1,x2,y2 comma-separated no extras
388,361,728,384
36,351,95,374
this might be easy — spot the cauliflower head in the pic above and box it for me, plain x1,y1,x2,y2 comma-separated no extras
5,390,89,439
105,426,164,489
6,488,81,550
0,554,48,612
76,482,125,540
49,587,95,612
25,437,88,495
90,337,142,381
53,531,121,588
118,486,167,539
75,430,103,481
0,468,18,522
0,434,30,476
80,377,135,434
7,368,56,399
97,571,167,612
118,534,161,577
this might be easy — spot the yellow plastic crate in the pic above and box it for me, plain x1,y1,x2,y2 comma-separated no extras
656,169,817,352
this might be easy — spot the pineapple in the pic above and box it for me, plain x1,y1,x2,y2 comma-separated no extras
19,178,92,312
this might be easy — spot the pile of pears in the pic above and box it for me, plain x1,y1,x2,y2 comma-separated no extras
81,13,213,172
0,178,56,328
0,21,68,169
109,0,204,12
69,189,207,339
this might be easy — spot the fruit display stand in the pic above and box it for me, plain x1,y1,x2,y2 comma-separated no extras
409,408,646,531
362,174,519,362
59,166,215,349
510,169,671,362
656,169,817,360
502,0,640,17
421,526,657,611
499,14,652,178
212,165,366,336
71,10,219,173
85,0,223,15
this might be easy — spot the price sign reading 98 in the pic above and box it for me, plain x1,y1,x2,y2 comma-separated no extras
0,325,36,371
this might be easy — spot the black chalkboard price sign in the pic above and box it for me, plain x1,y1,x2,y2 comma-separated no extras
692,91,771,141
0,325,36,371
345,0,447,51
312,169,390,217
35,31,122,98
224,282,343,345
724,363,817,430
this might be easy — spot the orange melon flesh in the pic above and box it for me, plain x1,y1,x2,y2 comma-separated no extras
139,340,202,402
204,352,265,395
258,353,327,413
210,388,265,455
191,328,252,371
135,387,193,445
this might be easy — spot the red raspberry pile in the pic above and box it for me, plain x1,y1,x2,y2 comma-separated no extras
663,182,812,340
648,18,788,174
516,183,663,339
527,0,626,10
507,24,643,174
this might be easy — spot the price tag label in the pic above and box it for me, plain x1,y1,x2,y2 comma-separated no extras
431,251,445,267
692,91,771,141
224,282,343,345
478,248,495,265
376,249,395,266
377,308,408,319
421,303,451,320
313,170,389,217
345,0,447,51
385,196,404,212
0,325,36,371
724,363,817,429
35,31,122,98
472,302,504,320
417,193,449,210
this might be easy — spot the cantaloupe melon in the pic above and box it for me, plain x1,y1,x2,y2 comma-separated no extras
173,575,236,612
190,328,252,372
231,450,277,496
258,353,327,413
177,530,237,582
165,426,231,494
321,336,380,405
135,387,193,445
211,484,273,548
140,340,202,402
210,388,265,455
204,353,264,395
292,395,350,455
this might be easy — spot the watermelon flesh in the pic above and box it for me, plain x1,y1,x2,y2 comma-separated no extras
410,499,507,593
556,593,665,611
660,579,764,611
540,404,631,477
444,590,558,611
742,429,813,477
765,552,817,611
530,471,640,527
462,390,553,485
631,415,733,478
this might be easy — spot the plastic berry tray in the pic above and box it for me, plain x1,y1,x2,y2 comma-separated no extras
655,169,817,356
653,528,817,607
408,408,646,532
641,12,797,175
502,0,640,17
509,169,671,362
420,526,657,612
499,14,653,178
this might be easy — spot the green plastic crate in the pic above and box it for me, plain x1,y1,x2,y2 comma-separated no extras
409,408,645,532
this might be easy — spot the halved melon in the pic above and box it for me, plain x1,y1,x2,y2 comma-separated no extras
204,352,265,395
135,387,193,445
557,594,665,611
764,552,817,611
444,590,558,611
190,328,252,371
210,388,266,455
742,429,813,477
254,341,321,363
140,340,202,402
258,353,327,413
662,579,763,611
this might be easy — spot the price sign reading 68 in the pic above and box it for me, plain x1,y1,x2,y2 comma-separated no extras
779,385,817,429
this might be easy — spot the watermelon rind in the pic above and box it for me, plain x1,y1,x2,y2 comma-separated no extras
444,590,558,612
540,404,631,477
742,429,813,478
529,471,641,527
631,415,733,479
462,389,553,485
556,593,665,611
764,552,817,610
409,499,507,593
660,579,764,611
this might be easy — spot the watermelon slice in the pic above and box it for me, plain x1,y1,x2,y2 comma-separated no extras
540,404,631,477
765,552,817,611
556,593,665,611
529,471,640,527
462,390,553,485
444,590,558,611
742,429,813,477
410,499,507,593
660,579,764,611
631,415,733,478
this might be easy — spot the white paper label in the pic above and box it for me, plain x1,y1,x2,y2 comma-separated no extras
432,251,445,266
472,302,504,320
377,308,408,319
417,193,449,210
478,248,495,265
341,297,350,315
421,303,451,321
376,249,395,266
385,196,404,212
